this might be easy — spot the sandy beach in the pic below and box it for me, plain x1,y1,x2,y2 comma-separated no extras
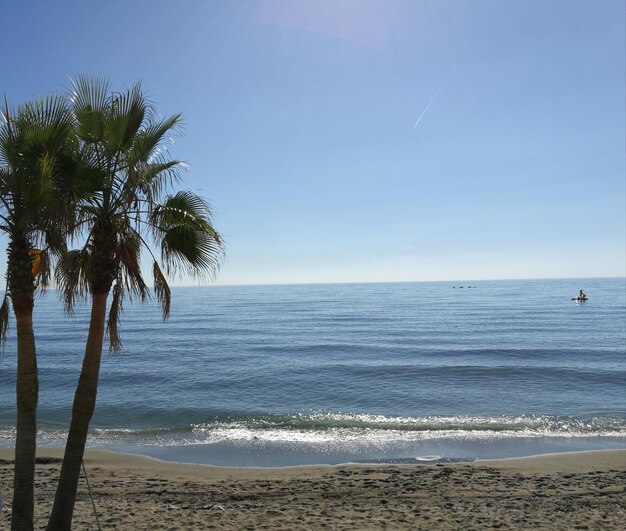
0,448,624,529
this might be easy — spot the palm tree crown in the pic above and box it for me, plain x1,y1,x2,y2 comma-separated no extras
57,76,223,347
0,95,77,311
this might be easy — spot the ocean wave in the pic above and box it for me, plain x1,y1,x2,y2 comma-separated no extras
189,412,626,443
1,412,623,448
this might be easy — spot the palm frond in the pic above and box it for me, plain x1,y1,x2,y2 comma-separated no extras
148,190,224,278
138,157,184,204
118,229,148,302
104,82,149,152
18,94,72,144
69,75,110,113
150,190,213,229
0,97,20,167
69,75,110,144
161,225,223,278
130,114,182,167
153,260,171,320
114,187,222,280
40,224,67,258
55,249,91,314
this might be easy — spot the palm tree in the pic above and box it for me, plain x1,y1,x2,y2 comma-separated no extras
0,96,77,530
46,77,223,530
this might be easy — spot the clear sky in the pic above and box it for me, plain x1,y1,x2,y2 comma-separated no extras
1,0,624,285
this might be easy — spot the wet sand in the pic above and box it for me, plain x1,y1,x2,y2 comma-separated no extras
0,448,624,529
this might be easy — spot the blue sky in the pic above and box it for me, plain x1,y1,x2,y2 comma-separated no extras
1,0,624,285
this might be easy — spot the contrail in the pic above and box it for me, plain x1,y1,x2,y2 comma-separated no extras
413,74,452,129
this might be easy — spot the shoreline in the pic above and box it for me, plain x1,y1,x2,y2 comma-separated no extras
1,448,624,529
3,431,620,468
1,446,625,473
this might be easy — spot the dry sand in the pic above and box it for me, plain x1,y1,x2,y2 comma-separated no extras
0,448,624,530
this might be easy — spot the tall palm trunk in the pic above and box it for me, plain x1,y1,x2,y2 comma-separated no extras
9,240,38,531
46,291,109,531
11,305,38,531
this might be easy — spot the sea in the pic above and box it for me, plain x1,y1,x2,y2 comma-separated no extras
0,278,624,466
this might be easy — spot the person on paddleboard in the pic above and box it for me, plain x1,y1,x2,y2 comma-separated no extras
579,289,586,299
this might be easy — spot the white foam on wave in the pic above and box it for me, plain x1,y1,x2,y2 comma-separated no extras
188,426,626,447
0,413,624,449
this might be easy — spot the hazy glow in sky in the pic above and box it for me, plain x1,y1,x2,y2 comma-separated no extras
1,0,624,285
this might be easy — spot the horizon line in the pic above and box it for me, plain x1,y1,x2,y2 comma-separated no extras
1,275,620,295
199,275,624,288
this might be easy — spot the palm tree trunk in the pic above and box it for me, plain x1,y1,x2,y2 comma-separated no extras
11,303,38,531
46,291,109,531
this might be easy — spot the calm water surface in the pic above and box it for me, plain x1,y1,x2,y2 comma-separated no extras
0,278,624,465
